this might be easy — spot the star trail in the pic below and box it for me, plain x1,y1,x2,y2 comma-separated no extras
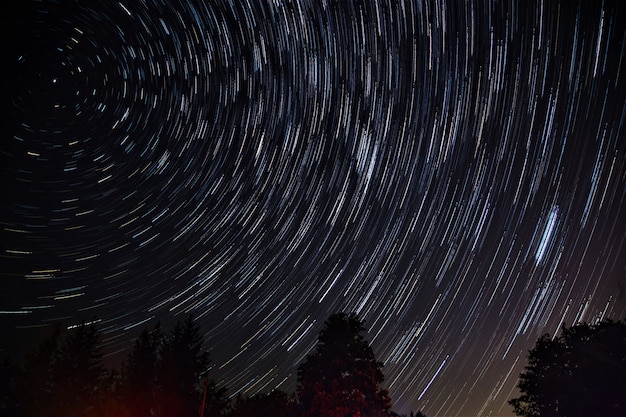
1,0,625,416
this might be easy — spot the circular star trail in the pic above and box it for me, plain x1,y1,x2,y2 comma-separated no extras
2,0,625,415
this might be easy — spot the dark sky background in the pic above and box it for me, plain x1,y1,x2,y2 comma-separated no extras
1,0,625,416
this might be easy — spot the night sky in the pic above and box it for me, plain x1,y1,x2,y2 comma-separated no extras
1,0,625,416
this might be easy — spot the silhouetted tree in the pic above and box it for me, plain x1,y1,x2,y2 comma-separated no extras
14,325,62,417
297,313,391,417
227,390,297,417
158,315,212,417
510,319,626,417
117,316,227,417
55,321,108,417
118,323,164,417
95,369,127,417
8,315,231,417
0,358,18,416
14,321,108,417
198,377,230,417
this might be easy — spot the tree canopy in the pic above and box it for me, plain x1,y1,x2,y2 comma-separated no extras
297,312,391,417
13,321,110,417
510,319,626,417
6,316,227,417
119,323,164,417
3,312,403,417
119,316,227,417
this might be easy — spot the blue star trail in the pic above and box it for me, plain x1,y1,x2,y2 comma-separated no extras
1,1,625,415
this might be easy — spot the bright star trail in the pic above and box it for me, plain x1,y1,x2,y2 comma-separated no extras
1,1,625,416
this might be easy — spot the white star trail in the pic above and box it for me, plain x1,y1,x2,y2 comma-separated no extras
1,0,625,415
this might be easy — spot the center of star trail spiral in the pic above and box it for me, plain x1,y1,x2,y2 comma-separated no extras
2,0,625,416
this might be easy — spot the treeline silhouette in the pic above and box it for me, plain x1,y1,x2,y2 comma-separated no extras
0,313,425,417
509,319,626,417
3,313,624,417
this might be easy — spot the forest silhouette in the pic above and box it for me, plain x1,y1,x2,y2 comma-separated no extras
1,314,624,417
0,313,420,417
509,319,626,417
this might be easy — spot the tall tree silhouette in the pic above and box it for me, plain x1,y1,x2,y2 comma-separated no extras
157,315,232,417
297,313,391,417
119,323,164,417
116,316,228,417
55,321,108,417
14,325,62,417
510,319,626,417
118,316,227,417
14,321,108,417
159,316,211,417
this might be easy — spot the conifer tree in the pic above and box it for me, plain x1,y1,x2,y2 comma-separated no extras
119,323,164,417
15,321,107,417
297,313,391,417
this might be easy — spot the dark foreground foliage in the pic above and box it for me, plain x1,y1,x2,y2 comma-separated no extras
2,316,226,417
298,313,392,417
510,319,626,417
1,313,418,417
227,390,297,417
